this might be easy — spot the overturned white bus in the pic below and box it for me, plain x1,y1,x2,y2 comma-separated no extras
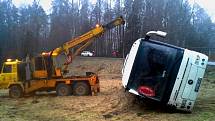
122,31,208,112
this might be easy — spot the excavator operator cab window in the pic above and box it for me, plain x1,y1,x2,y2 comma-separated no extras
34,57,46,71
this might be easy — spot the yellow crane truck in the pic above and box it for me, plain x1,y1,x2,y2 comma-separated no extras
0,16,125,98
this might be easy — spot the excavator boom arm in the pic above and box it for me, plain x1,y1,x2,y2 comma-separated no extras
49,16,124,73
52,26,104,56
52,16,125,57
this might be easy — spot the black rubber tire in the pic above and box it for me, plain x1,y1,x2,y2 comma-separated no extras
73,82,90,96
9,85,23,98
56,83,71,96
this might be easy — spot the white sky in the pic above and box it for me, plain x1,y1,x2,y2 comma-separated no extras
12,0,51,13
12,0,215,22
189,0,215,22
12,0,97,13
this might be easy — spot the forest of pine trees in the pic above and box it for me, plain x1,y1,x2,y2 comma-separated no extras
0,0,215,63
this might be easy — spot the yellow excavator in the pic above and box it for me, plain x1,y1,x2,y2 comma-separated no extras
0,16,125,98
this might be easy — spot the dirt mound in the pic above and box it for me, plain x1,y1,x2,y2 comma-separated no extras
67,57,123,80
54,56,123,80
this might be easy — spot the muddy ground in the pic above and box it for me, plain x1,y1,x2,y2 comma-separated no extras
0,57,215,121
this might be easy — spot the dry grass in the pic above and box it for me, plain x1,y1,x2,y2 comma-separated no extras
0,57,214,121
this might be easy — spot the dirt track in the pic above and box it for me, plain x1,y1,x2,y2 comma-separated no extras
0,57,215,121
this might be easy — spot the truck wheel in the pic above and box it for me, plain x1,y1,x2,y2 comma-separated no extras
9,85,23,98
56,83,71,96
73,82,90,96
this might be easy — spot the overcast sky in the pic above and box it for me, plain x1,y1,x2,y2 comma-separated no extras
189,0,215,22
12,0,215,22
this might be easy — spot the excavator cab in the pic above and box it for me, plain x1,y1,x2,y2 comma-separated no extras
32,55,62,79
32,56,48,79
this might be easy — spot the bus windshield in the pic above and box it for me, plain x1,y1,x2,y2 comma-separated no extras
127,40,183,101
